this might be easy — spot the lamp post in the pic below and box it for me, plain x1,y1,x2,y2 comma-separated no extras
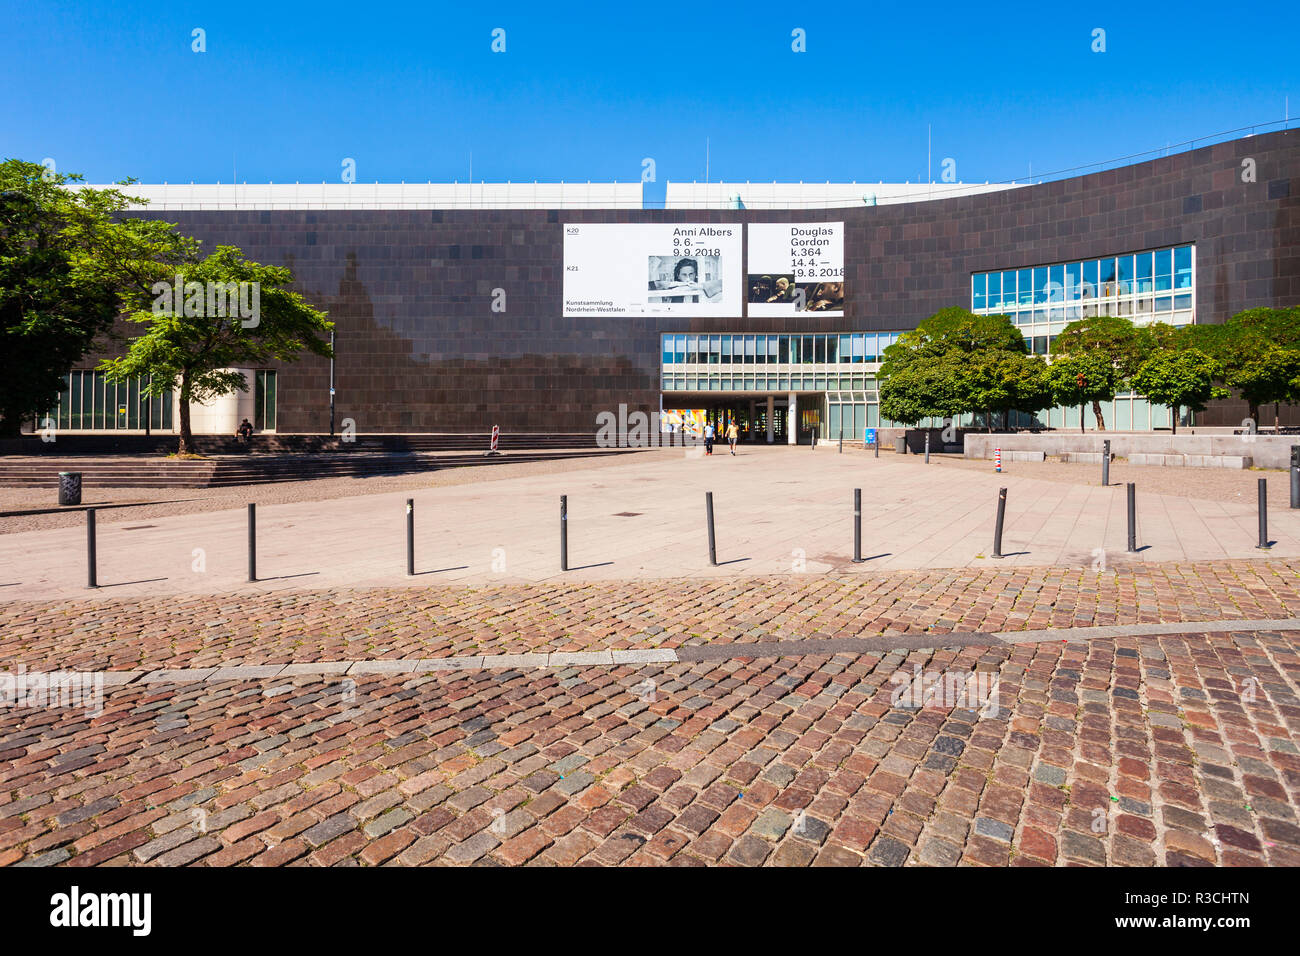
328,329,336,437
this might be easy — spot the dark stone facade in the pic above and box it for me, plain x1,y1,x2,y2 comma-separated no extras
118,130,1296,433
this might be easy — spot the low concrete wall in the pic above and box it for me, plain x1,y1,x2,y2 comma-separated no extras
965,432,1299,469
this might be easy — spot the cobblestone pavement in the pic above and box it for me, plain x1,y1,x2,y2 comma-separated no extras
1,559,1298,672
2,560,1299,867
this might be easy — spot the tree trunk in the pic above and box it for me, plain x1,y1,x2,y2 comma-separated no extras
177,373,193,455
1171,405,1178,435
1092,400,1106,431
1276,402,1281,433
1248,403,1260,431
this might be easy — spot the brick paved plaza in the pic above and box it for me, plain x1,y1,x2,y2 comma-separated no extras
2,451,1300,867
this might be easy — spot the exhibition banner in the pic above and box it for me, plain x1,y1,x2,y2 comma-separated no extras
747,222,845,316
563,223,742,317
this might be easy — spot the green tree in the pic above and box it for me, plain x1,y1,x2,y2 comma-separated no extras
1129,348,1227,434
100,245,333,454
0,159,191,436
879,307,1048,429
1051,316,1144,430
1047,351,1123,432
1190,307,1300,430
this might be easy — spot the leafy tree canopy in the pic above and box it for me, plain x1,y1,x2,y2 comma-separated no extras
100,245,332,454
0,159,192,436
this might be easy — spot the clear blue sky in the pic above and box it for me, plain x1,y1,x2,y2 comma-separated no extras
3,0,1295,200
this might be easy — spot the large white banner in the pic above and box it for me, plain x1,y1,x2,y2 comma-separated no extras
747,222,845,316
563,223,742,317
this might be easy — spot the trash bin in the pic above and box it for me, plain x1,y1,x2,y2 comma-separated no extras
58,471,82,506
894,437,907,454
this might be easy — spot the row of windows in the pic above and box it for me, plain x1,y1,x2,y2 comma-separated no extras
40,370,278,432
972,245,1193,309
662,332,904,366
905,396,1184,431
995,296,1194,328
664,374,877,392
43,372,174,432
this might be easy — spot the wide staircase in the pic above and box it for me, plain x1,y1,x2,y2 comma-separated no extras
0,433,633,488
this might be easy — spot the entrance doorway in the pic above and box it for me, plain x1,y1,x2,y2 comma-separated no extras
669,396,787,443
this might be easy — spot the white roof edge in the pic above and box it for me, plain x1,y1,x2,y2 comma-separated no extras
73,182,644,210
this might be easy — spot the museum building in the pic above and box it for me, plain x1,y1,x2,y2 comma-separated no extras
44,128,1299,441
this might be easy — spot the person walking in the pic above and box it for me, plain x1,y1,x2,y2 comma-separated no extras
704,421,715,456
726,420,738,455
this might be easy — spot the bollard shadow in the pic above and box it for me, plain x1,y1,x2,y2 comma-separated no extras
94,577,169,588
993,551,1031,558
0,582,21,587
859,553,891,562
715,558,751,567
255,572,320,582
1,499,205,518
413,566,469,575
567,561,614,571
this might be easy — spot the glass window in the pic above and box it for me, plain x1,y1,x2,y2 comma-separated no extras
1134,252,1152,293
662,336,675,364
802,335,814,363
1154,248,1172,291
851,334,864,362
743,335,756,363
815,336,826,363
1033,267,1048,304
1099,258,1116,296
1048,264,1064,301
1174,293,1192,309
768,336,780,363
973,273,985,299
1174,245,1192,289
787,336,799,363
1032,335,1048,355
686,335,699,363
987,272,1001,308
1155,296,1172,312
778,335,790,363
1117,255,1134,294
1001,271,1017,303
1082,260,1098,299
1018,269,1032,305
1065,262,1081,300
838,334,851,362
709,334,721,363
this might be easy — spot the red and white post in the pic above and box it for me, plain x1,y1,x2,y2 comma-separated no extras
995,447,1002,473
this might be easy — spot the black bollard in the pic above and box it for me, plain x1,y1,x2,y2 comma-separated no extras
1257,478,1270,549
706,491,717,566
1126,483,1137,553
247,503,257,582
560,495,568,571
992,488,1007,559
874,434,879,458
1102,439,1110,487
406,499,415,576
839,425,843,454
86,508,97,589
1291,445,1299,509
853,488,863,563
924,431,930,464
